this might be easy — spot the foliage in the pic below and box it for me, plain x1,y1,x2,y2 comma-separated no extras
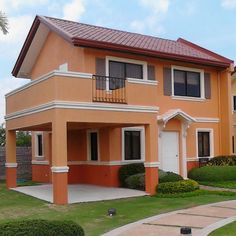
0,124,5,146
156,179,199,194
0,219,84,236
188,166,236,182
125,173,145,190
199,181,236,189
0,11,8,34
207,155,236,166
118,163,145,187
159,171,183,183
209,221,236,236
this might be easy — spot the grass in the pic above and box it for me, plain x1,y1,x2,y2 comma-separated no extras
0,183,236,236
209,221,236,236
200,181,236,189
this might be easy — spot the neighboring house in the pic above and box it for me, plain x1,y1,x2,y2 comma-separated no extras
5,15,233,204
232,67,236,152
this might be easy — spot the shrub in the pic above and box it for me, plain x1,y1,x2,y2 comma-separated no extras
188,166,236,182
159,171,183,183
119,163,145,187
125,173,145,190
207,156,236,166
0,219,84,236
158,169,167,179
156,179,199,194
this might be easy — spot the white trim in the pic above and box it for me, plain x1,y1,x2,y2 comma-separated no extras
35,132,44,160
5,70,93,98
5,163,17,168
67,160,144,166
171,65,205,100
87,129,100,162
5,101,159,121
194,117,220,123
122,126,145,162
51,166,69,173
32,160,49,165
127,78,158,86
196,128,214,159
187,157,198,162
144,162,160,168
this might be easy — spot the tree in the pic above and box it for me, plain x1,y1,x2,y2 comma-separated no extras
0,124,31,147
0,11,8,34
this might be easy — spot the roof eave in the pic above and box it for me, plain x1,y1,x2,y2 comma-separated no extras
72,38,231,69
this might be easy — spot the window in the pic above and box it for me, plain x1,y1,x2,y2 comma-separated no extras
109,61,143,80
35,133,43,159
233,96,236,111
198,131,210,157
174,69,201,97
88,131,99,161
125,131,141,160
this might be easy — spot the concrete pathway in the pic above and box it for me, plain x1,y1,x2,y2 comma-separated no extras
12,184,147,204
103,200,236,236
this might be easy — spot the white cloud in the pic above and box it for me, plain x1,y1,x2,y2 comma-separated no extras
0,77,27,124
221,0,236,9
63,0,85,21
130,0,169,35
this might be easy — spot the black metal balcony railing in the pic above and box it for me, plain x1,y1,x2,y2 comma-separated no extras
92,75,126,103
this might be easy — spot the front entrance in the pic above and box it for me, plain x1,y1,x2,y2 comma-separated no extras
161,131,179,174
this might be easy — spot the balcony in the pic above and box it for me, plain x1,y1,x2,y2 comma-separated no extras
5,70,158,116
92,75,126,104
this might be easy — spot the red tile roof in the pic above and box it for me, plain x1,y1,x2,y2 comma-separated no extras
12,15,233,77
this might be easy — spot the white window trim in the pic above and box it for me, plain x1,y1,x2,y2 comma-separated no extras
106,56,148,91
171,65,205,101
35,132,44,160
87,129,100,161
122,126,145,162
196,128,214,159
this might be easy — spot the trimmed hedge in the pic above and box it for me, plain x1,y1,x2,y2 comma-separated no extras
159,171,183,183
119,163,145,187
156,179,199,194
125,173,145,190
207,156,236,166
188,166,236,182
0,219,84,236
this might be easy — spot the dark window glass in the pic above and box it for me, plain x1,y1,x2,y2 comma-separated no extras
90,132,98,161
109,61,125,78
198,132,210,157
233,136,235,154
233,96,236,111
126,63,143,79
125,131,141,160
37,135,43,156
174,69,200,97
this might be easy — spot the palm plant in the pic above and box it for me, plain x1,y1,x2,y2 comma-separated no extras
0,11,8,34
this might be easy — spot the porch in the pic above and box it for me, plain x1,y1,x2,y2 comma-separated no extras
12,184,147,204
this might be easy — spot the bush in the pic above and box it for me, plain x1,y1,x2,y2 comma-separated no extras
119,163,145,187
159,171,183,183
125,173,145,190
0,219,84,236
207,156,236,166
188,166,236,182
156,179,199,194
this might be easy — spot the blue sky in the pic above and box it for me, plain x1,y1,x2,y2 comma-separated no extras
0,0,236,122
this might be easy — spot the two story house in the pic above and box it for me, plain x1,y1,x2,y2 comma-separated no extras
5,16,233,204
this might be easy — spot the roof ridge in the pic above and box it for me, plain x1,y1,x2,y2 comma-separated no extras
43,15,178,43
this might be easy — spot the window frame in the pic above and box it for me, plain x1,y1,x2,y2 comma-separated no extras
171,65,205,100
122,127,145,162
35,132,44,160
196,128,214,158
87,130,100,161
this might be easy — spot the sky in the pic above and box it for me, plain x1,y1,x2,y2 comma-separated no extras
1,0,236,123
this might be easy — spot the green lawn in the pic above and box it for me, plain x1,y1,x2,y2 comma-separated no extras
0,183,236,236
200,181,236,189
209,221,236,236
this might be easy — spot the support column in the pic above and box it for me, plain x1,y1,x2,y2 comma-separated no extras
51,119,68,205
145,122,159,195
5,130,17,188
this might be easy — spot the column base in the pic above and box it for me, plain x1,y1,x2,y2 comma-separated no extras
51,166,69,205
6,163,17,189
145,165,159,195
